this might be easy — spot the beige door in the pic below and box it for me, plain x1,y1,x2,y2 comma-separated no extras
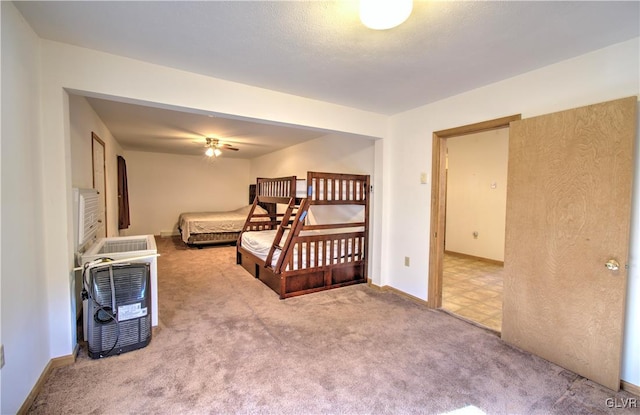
502,97,637,390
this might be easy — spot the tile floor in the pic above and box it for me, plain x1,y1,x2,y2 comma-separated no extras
441,253,504,332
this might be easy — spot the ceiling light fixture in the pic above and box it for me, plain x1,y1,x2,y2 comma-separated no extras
360,0,413,30
204,137,238,157
204,146,222,158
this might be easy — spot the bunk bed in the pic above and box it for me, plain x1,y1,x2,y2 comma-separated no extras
236,172,370,299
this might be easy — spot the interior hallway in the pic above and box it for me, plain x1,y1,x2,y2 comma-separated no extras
441,253,504,332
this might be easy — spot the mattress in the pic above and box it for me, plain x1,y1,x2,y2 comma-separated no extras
179,205,267,243
240,227,363,270
296,179,308,198
241,229,281,260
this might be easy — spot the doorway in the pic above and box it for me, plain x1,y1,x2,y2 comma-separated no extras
92,132,107,237
427,114,521,325
441,127,509,331
428,98,636,391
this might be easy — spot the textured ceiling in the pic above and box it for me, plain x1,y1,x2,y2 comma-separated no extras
14,1,640,156
84,97,329,158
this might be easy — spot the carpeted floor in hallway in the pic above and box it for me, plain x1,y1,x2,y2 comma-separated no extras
27,236,638,414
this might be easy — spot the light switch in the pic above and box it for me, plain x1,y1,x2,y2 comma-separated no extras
420,172,428,184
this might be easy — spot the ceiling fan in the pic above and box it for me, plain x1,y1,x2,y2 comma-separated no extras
204,137,239,157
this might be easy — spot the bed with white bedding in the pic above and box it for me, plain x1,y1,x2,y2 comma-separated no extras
179,205,268,245
237,172,370,299
240,227,364,269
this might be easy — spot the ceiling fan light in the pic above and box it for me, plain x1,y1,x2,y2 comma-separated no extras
360,0,412,30
205,147,214,157
213,148,222,157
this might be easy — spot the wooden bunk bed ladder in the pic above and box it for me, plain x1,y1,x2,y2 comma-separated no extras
272,197,307,272
265,196,304,271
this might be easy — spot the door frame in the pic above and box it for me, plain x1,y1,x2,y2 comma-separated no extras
427,114,521,309
91,132,107,237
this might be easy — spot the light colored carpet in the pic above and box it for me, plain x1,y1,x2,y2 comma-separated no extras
28,236,637,414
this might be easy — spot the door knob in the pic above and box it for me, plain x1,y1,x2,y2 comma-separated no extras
605,259,620,271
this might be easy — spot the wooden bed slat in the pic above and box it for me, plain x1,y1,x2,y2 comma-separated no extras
259,196,291,204
302,222,365,231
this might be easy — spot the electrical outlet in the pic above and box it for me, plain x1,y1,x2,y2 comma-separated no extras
1,344,5,369
404,256,410,267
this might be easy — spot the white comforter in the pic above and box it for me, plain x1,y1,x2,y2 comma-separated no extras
240,227,363,270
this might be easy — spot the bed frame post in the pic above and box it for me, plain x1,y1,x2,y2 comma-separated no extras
364,174,370,281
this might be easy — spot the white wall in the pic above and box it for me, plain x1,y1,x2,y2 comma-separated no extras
69,94,124,237
386,38,639,385
123,150,251,235
250,133,375,179
445,128,509,262
0,3,50,414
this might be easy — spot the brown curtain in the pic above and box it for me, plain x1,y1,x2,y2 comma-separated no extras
117,155,130,229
